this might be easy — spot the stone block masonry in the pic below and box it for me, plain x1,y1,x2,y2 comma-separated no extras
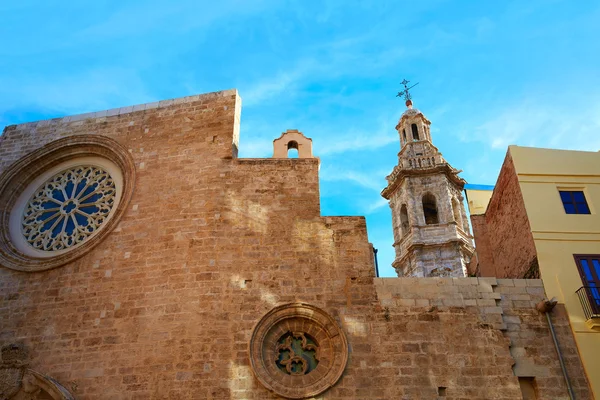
382,104,474,278
0,89,592,399
375,277,591,399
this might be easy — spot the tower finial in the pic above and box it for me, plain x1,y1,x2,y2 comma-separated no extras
396,79,419,109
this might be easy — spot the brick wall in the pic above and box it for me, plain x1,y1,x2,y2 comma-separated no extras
469,214,495,276
0,92,591,399
472,152,538,278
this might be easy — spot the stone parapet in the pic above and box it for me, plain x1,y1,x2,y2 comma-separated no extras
2,89,238,130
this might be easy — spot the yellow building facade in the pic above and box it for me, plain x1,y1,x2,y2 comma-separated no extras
464,184,494,216
467,145,600,398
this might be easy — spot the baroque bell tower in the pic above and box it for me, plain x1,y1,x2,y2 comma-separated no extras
381,81,474,277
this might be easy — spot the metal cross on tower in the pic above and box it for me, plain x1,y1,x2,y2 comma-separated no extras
396,79,419,107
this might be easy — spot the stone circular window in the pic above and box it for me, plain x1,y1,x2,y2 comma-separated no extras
13,159,122,256
0,135,135,272
249,303,349,399
20,165,116,252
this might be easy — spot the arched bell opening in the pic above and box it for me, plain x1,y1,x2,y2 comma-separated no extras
422,193,439,225
411,123,419,140
287,140,299,158
452,198,463,230
400,204,410,236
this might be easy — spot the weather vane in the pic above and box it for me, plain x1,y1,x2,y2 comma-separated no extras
396,79,419,107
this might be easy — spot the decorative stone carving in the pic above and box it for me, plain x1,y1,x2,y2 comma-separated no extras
275,331,319,375
0,135,135,272
249,303,348,399
0,344,25,400
0,344,74,400
22,165,116,252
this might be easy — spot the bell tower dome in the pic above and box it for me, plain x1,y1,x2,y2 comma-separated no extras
397,100,433,147
382,83,474,277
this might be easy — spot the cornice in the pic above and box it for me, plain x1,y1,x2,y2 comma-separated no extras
381,163,467,199
395,111,432,129
392,238,475,267
398,140,441,157
2,89,238,130
272,129,313,143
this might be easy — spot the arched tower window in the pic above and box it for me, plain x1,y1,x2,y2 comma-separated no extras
400,204,410,236
402,129,407,144
422,193,439,225
452,198,463,230
411,124,419,140
287,140,299,158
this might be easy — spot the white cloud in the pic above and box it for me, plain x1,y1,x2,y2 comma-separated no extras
461,97,600,152
312,114,400,156
239,32,411,108
462,151,500,184
365,198,389,214
79,1,272,39
453,95,600,186
318,132,397,156
0,67,151,117
241,67,310,108
320,167,386,192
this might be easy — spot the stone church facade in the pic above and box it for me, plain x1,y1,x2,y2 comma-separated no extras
0,90,592,399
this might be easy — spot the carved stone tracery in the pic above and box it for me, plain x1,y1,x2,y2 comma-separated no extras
22,165,116,252
249,303,348,399
0,135,135,272
275,331,319,375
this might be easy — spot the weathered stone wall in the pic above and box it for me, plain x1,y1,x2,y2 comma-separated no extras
0,92,591,399
399,241,469,278
0,91,372,399
0,91,241,172
474,153,538,278
375,277,592,399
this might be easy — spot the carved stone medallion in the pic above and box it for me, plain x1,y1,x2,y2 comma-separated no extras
249,303,348,399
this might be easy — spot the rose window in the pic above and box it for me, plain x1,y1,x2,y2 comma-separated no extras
249,303,349,399
21,166,116,251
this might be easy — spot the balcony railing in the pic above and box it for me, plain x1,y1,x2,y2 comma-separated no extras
576,286,600,321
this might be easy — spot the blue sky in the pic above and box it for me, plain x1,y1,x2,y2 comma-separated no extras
1,1,600,277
